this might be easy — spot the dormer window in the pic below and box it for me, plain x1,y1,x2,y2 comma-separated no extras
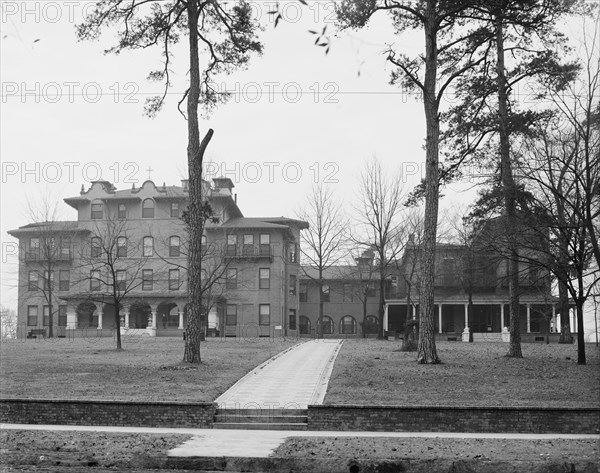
171,202,179,218
142,199,155,218
91,201,104,219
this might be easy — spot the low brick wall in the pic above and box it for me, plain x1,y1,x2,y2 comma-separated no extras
308,405,600,434
0,399,216,428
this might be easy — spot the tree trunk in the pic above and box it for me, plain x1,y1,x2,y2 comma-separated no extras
495,13,522,358
416,2,441,364
576,302,586,365
114,303,122,350
362,297,367,338
378,275,385,340
183,0,213,363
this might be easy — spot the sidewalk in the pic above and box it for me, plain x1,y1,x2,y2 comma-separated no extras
2,424,597,458
215,338,343,410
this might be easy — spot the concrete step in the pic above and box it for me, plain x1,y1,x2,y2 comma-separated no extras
214,422,308,431
216,408,307,416
215,415,307,424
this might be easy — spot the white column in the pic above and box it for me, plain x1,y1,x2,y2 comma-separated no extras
124,308,130,328
552,305,556,333
178,308,184,330
438,304,443,334
500,304,505,328
67,305,77,329
464,303,469,328
383,304,389,333
526,303,531,333
151,308,157,329
97,309,103,330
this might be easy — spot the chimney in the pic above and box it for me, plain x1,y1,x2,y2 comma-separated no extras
181,179,189,192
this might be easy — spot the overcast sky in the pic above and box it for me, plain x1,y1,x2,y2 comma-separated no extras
1,1,597,339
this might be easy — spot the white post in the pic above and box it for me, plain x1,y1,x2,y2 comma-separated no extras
526,303,531,333
552,304,556,333
464,303,469,328
383,304,389,333
124,308,130,329
97,308,103,330
178,308,184,330
438,304,443,334
500,304,505,328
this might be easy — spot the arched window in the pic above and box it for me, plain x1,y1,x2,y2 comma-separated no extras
91,200,103,219
117,236,127,257
169,236,180,257
143,236,153,257
340,315,357,334
118,203,127,219
318,316,334,335
142,199,155,218
299,316,311,335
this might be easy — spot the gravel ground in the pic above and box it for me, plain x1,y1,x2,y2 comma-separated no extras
271,436,600,463
0,429,192,470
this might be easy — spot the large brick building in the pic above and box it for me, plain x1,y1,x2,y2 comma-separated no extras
8,178,307,338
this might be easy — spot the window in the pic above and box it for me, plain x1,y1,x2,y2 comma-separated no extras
259,304,270,325
58,305,67,327
319,315,334,334
259,234,271,256
118,203,127,219
322,284,330,302
289,274,297,296
366,281,376,297
117,237,127,257
226,268,238,289
364,315,379,335
226,234,237,256
170,202,179,218
226,304,237,326
343,283,353,302
299,315,311,334
259,268,270,289
91,237,101,258
27,306,38,326
142,269,153,291
340,315,357,334
116,270,126,291
28,271,38,291
91,201,104,219
43,305,50,326
59,270,70,291
142,198,155,218
60,242,71,259
288,243,298,263
143,236,153,257
169,236,180,257
90,270,101,291
169,269,180,290
30,237,40,251
201,235,207,246
289,309,296,330
43,271,54,291
243,234,254,256
299,283,307,302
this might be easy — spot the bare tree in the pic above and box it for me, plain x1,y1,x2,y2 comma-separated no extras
297,184,347,338
353,158,406,340
0,305,17,341
76,214,149,350
22,197,79,338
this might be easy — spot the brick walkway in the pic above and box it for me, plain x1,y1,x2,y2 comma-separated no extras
215,339,343,410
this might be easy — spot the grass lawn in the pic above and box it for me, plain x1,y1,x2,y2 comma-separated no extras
325,340,600,408
0,337,299,402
